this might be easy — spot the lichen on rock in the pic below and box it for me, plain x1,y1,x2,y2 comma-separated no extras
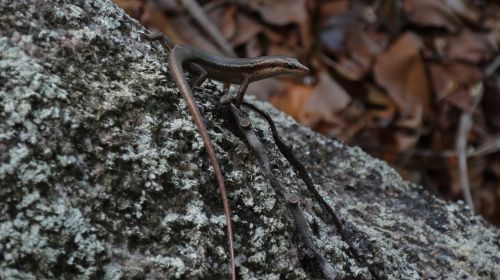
1,0,499,279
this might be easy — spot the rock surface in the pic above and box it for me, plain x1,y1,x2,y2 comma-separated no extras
0,0,499,279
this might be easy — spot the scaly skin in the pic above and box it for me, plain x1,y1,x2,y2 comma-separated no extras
149,34,309,279
170,44,309,106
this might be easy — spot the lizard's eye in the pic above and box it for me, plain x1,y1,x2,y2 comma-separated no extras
288,63,297,69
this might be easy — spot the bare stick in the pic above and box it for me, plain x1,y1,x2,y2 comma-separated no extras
242,101,381,280
179,0,237,57
226,103,337,280
472,136,500,157
455,83,483,213
455,54,499,213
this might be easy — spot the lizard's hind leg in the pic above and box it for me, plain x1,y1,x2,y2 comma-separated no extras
191,66,208,86
142,32,207,79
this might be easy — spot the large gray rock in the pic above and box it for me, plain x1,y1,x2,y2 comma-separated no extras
0,0,498,279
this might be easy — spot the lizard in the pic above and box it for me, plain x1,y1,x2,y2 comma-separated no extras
144,33,309,279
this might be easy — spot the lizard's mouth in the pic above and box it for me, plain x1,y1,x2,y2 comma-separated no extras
296,63,309,74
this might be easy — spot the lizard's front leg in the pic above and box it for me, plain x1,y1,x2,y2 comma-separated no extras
235,76,249,107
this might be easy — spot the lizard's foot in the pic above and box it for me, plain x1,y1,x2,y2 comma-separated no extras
141,31,174,51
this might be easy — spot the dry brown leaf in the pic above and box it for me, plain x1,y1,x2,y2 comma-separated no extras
433,62,483,90
378,0,404,31
443,88,475,112
248,0,307,26
429,63,458,100
322,20,388,81
351,30,388,58
469,158,487,190
393,105,423,151
171,16,222,54
146,5,183,41
396,105,423,130
114,0,144,18
320,9,360,53
268,45,296,57
403,0,462,33
247,78,286,101
322,55,366,81
365,86,396,128
301,71,351,125
477,183,496,216
246,0,309,49
336,100,366,140
341,98,365,123
269,83,314,121
490,157,500,181
318,0,349,25
230,14,264,47
373,33,430,117
444,0,481,23
483,78,500,130
339,30,387,80
245,37,263,58
148,0,177,11
484,6,500,35
445,30,497,63
448,63,483,87
207,3,237,40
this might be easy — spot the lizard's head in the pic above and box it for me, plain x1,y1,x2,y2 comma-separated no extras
275,57,309,76
253,56,309,81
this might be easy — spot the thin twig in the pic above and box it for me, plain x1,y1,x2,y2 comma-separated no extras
179,0,237,57
361,138,500,159
454,53,499,213
472,136,500,157
242,101,381,280
485,54,500,77
226,103,337,280
455,83,484,213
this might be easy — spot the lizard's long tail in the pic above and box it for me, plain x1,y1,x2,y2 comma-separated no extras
168,46,236,280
